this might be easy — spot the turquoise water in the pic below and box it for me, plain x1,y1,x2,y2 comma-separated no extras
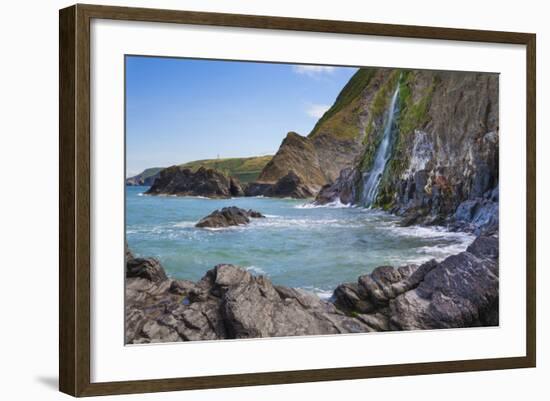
126,186,474,297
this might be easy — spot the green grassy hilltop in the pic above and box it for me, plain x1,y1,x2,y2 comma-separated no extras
179,155,272,183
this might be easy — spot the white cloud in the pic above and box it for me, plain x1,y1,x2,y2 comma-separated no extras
306,104,331,119
293,65,336,77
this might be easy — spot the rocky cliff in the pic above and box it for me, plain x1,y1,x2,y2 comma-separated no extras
315,68,499,233
246,69,396,198
145,166,244,198
126,235,498,343
126,167,163,186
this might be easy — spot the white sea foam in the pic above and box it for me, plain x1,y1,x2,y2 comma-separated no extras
300,286,334,300
173,221,195,228
200,225,247,231
252,217,356,229
384,223,474,242
294,199,352,209
245,265,267,275
313,289,334,300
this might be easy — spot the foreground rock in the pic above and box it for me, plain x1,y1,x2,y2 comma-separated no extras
333,235,499,330
195,207,265,228
125,259,371,343
125,235,498,343
145,166,244,198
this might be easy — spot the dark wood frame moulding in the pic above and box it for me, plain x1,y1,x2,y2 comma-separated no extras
59,3,536,397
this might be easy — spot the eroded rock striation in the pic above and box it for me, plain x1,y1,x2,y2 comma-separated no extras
145,166,244,198
125,235,498,343
195,206,265,228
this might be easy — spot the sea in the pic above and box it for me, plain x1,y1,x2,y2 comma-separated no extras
126,186,474,298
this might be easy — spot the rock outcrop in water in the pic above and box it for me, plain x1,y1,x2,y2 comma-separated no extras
125,235,498,343
145,166,244,198
195,206,265,228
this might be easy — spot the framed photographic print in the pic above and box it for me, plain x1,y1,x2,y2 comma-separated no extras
59,4,536,397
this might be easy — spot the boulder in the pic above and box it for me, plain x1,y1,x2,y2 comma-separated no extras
126,257,168,283
195,206,265,228
332,236,499,331
145,166,243,198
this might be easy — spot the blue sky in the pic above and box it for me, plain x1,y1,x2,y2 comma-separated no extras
126,56,357,176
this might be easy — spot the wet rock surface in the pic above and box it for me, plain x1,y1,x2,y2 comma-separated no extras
195,206,265,228
125,235,499,343
145,166,243,198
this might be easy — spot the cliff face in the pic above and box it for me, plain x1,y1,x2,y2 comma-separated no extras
126,167,163,186
315,68,499,232
255,132,326,196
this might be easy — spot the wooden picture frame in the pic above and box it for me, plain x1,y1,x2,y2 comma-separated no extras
59,3,536,397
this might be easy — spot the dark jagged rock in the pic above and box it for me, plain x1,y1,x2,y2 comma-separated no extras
145,166,243,198
243,182,273,197
126,235,498,343
333,235,499,331
195,206,265,228
126,257,168,283
245,170,316,198
267,171,315,198
451,197,499,235
314,167,360,205
125,261,372,344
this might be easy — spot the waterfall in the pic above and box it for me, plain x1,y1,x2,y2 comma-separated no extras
362,82,401,207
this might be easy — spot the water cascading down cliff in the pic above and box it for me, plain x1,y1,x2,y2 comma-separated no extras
361,82,401,207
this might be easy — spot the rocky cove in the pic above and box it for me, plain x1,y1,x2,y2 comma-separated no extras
126,234,498,343
126,66,499,342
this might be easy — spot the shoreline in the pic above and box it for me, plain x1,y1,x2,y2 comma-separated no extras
125,232,498,343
